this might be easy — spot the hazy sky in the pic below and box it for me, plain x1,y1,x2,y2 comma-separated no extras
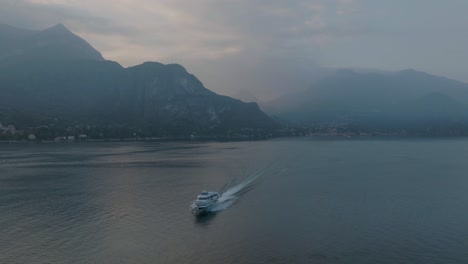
2,0,468,100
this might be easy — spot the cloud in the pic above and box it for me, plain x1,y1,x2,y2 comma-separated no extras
3,0,468,96
1,0,356,61
0,0,359,99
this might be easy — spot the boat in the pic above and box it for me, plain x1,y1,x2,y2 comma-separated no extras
190,190,220,216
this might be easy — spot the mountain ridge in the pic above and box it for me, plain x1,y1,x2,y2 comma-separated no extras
0,24,277,140
263,68,468,135
0,23,104,63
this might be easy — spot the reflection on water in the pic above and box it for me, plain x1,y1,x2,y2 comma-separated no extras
194,212,218,225
1,139,468,264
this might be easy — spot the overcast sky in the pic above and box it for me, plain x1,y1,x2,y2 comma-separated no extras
2,0,468,100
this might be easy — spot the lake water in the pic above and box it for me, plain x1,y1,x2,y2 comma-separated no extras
1,138,468,263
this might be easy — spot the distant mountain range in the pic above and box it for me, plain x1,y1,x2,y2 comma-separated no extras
3,23,468,139
0,24,277,140
263,69,468,135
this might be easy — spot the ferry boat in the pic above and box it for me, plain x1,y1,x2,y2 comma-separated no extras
190,191,220,216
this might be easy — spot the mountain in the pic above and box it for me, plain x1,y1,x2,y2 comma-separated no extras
264,69,468,135
0,24,276,139
0,24,104,63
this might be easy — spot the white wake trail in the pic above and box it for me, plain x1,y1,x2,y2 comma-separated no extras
208,170,264,212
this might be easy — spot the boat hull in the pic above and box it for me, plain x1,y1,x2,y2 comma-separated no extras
191,207,208,216
190,204,213,216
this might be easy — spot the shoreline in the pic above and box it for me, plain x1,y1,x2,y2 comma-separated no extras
1,134,468,144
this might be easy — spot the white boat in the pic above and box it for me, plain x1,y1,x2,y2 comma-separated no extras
190,190,220,216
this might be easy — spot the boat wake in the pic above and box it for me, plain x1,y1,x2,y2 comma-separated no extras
208,170,264,213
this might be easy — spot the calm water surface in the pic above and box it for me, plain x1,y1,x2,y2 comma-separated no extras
1,138,468,263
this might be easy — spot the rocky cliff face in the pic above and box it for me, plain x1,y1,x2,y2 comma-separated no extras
124,62,275,132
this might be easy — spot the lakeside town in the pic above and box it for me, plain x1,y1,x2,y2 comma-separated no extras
4,119,465,143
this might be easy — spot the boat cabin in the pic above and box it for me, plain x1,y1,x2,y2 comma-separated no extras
197,191,219,200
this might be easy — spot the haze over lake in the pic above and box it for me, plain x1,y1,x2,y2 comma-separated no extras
1,139,467,264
